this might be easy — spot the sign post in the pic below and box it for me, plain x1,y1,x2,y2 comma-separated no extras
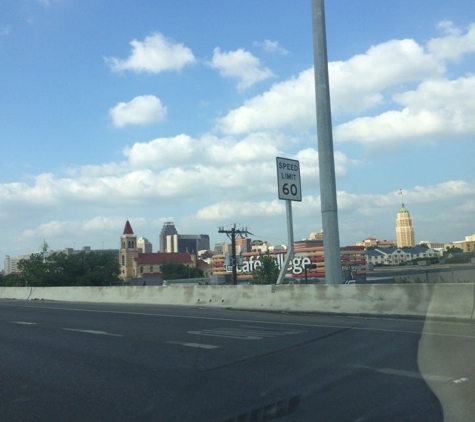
276,157,302,284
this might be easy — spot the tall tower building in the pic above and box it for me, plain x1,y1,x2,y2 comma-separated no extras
119,220,138,280
396,203,415,247
159,222,178,252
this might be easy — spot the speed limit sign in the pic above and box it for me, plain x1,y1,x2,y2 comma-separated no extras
276,157,302,201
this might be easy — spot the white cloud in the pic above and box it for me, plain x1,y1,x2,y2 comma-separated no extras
254,39,288,55
193,180,475,231
215,37,444,135
105,32,195,73
123,132,283,168
21,216,165,242
427,21,475,60
294,148,362,180
329,38,443,113
334,75,475,146
215,22,475,149
196,200,284,220
109,95,167,127
209,47,274,90
0,129,360,221
215,68,315,134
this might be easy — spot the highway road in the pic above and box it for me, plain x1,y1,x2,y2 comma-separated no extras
1,300,474,421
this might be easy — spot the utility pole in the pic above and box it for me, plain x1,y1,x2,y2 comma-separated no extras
218,224,251,285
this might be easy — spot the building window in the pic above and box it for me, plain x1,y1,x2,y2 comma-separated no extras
140,266,143,274
149,266,153,273
121,255,125,266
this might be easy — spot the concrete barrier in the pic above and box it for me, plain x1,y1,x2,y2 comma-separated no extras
0,283,473,320
0,286,33,301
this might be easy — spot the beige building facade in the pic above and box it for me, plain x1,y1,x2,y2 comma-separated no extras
396,204,415,248
119,220,139,280
119,220,199,282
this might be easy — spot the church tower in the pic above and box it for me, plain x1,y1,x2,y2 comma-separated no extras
396,204,415,247
119,220,138,280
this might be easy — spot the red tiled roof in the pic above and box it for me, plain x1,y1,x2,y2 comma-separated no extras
196,259,208,270
135,252,192,265
123,220,134,235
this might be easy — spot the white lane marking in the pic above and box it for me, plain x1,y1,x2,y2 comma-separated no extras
350,364,454,382
453,377,469,384
188,325,305,340
3,303,475,340
188,330,262,340
240,325,304,335
166,341,219,349
62,328,123,337
11,321,37,325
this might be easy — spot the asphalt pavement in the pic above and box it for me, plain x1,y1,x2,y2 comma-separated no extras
1,300,473,421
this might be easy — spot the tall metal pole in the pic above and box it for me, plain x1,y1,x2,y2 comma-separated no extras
311,0,342,284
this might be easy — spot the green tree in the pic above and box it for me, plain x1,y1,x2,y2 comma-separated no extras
18,253,50,286
161,263,203,280
17,251,120,287
445,246,463,254
445,251,474,264
3,273,25,287
250,255,280,285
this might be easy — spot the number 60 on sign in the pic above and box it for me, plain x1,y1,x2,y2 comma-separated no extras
276,157,302,201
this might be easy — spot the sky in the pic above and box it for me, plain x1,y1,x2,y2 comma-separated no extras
1,0,474,266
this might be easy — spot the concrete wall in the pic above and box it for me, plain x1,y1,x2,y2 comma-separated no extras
1,283,474,320
393,267,475,284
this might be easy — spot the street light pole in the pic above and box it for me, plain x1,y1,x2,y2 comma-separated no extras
311,0,342,284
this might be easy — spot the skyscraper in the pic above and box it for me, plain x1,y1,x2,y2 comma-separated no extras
159,222,178,252
396,203,415,247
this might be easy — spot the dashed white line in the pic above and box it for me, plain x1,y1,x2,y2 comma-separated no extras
166,341,219,349
187,325,305,340
453,377,469,384
11,321,37,325
62,328,123,337
350,364,456,382
188,329,262,340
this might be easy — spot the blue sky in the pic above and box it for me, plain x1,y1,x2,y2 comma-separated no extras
1,0,474,265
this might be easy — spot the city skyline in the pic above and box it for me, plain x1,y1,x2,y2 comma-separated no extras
4,207,468,260
1,0,474,269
